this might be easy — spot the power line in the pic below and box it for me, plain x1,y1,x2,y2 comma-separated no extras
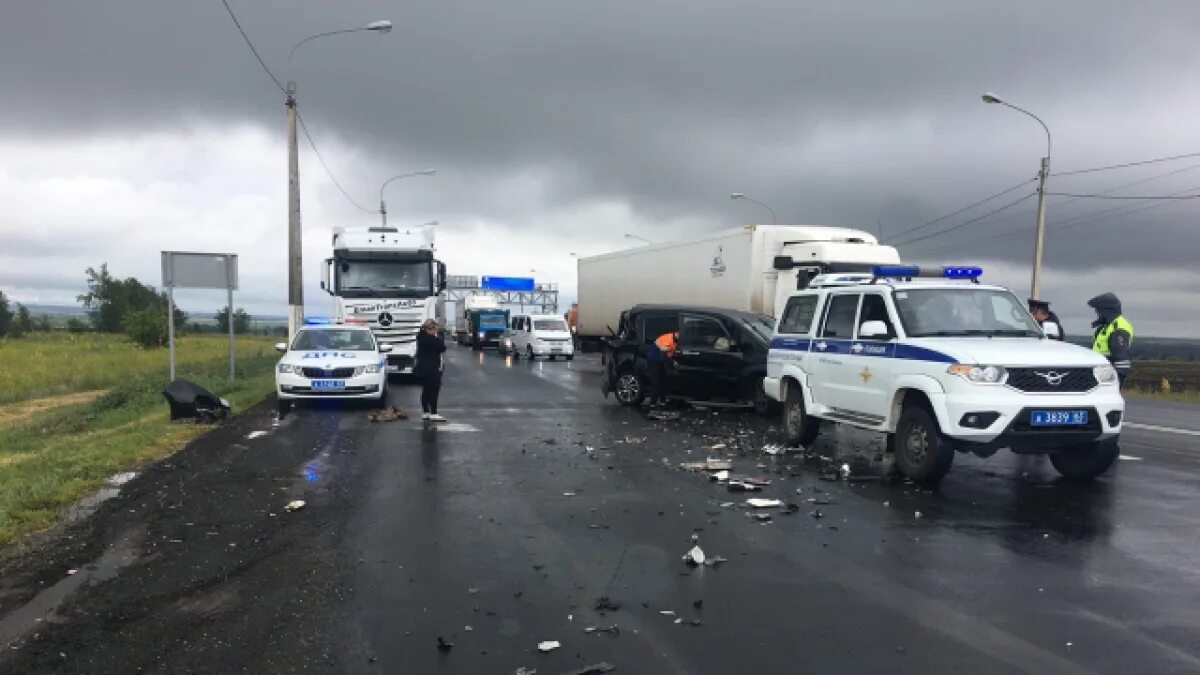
892,192,1036,247
1045,192,1200,200
1052,151,1200,177
219,0,285,94
296,112,376,214
883,177,1035,243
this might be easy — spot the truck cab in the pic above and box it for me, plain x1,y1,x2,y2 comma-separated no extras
765,265,1124,484
321,226,447,376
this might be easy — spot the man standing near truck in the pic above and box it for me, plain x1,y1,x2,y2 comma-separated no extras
645,330,677,407
1089,293,1134,387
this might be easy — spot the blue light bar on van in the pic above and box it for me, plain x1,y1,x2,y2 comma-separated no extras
872,265,920,278
942,266,983,279
304,317,333,325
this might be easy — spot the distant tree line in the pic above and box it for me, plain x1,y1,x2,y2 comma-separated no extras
0,290,33,338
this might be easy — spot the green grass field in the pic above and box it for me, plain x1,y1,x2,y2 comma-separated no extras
0,332,279,548
0,332,279,405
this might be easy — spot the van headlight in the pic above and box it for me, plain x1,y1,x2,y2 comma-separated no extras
947,364,1007,384
277,363,300,374
1094,364,1118,384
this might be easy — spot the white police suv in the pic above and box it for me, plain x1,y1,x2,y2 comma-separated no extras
275,319,392,415
764,265,1124,484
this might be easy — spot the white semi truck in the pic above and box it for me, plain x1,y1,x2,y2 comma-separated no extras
575,224,900,347
320,225,447,375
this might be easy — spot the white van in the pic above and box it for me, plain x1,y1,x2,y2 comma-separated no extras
506,314,575,361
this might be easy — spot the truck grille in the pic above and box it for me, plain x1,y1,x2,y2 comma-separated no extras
301,367,357,379
1005,368,1098,393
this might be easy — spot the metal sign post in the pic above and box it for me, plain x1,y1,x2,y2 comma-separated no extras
161,252,240,382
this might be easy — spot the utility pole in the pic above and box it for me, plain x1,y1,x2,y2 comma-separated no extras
1031,156,1049,300
286,81,303,338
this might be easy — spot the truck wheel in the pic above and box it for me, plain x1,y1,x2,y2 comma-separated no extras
1049,439,1119,481
893,405,954,485
782,384,819,447
614,368,645,407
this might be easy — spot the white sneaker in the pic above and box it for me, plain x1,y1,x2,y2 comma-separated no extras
429,414,447,423
421,413,431,421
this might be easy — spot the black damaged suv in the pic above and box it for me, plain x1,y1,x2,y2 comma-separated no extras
601,304,776,414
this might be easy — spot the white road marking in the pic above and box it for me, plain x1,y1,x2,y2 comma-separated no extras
1118,455,1143,461
1125,422,1200,437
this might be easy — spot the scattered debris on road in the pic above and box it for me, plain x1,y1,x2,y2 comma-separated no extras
705,458,732,471
703,556,728,568
247,430,268,439
683,545,706,566
562,663,617,675
368,407,408,422
593,596,622,613
745,498,783,509
437,636,455,653
284,500,306,512
762,444,786,455
537,640,561,653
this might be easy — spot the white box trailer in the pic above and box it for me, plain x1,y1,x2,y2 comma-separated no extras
575,224,900,342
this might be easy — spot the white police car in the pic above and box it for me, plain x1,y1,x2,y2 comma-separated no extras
275,320,391,415
764,265,1124,484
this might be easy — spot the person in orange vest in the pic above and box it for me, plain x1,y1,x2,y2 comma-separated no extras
645,330,678,407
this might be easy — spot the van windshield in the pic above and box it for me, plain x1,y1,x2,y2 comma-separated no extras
534,319,568,332
893,288,1042,338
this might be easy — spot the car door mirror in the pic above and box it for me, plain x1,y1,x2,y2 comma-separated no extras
274,342,288,353
859,321,891,339
379,344,394,353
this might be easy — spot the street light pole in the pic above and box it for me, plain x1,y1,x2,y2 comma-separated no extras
730,193,778,224
286,81,302,338
982,92,1052,300
284,20,392,339
379,169,436,227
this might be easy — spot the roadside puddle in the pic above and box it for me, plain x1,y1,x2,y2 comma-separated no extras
0,527,143,649
64,472,140,523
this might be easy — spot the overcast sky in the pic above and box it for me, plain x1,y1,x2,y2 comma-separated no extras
2,1,1200,335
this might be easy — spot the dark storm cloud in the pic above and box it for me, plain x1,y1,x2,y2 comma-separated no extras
4,0,1200,270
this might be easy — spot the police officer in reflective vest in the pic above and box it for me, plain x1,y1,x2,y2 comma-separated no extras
1028,299,1065,341
1088,292,1134,386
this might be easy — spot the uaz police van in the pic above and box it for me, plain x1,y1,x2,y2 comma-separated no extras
764,265,1124,484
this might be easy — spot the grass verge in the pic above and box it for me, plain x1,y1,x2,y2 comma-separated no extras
0,352,277,548
0,332,279,405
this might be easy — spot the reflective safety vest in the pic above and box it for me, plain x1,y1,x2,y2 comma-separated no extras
655,332,677,358
1092,316,1134,355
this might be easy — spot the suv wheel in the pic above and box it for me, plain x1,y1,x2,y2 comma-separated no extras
1049,439,1119,481
893,405,954,485
614,368,645,407
782,383,820,446
752,378,775,416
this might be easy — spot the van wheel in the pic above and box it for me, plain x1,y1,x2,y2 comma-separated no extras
614,368,645,407
526,345,536,361
782,384,819,446
565,355,574,361
1050,439,1119,481
893,405,954,485
548,355,556,361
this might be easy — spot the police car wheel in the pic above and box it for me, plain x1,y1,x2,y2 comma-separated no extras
277,398,291,418
615,369,645,406
782,384,819,447
1049,439,1119,481
894,406,954,485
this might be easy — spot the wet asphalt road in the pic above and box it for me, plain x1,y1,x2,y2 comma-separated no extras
342,347,1200,674
2,347,1199,674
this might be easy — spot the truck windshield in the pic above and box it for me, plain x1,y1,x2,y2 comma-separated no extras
479,313,508,331
893,288,1042,338
336,259,432,297
534,319,568,332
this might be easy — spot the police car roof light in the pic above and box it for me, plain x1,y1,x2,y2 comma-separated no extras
343,317,369,324
303,317,333,325
942,266,983,279
872,264,921,278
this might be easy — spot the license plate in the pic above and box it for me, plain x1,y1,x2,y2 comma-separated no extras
1030,410,1088,426
312,380,346,390
551,347,563,353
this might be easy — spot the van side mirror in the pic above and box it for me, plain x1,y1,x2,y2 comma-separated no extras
274,342,288,353
437,261,448,292
379,344,394,353
859,321,891,339
773,256,794,271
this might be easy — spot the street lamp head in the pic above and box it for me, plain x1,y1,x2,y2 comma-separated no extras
730,192,745,199
981,92,1002,104
366,20,393,33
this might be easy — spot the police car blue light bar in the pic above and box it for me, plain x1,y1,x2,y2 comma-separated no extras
303,317,333,325
872,264,921,278
941,266,983,279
